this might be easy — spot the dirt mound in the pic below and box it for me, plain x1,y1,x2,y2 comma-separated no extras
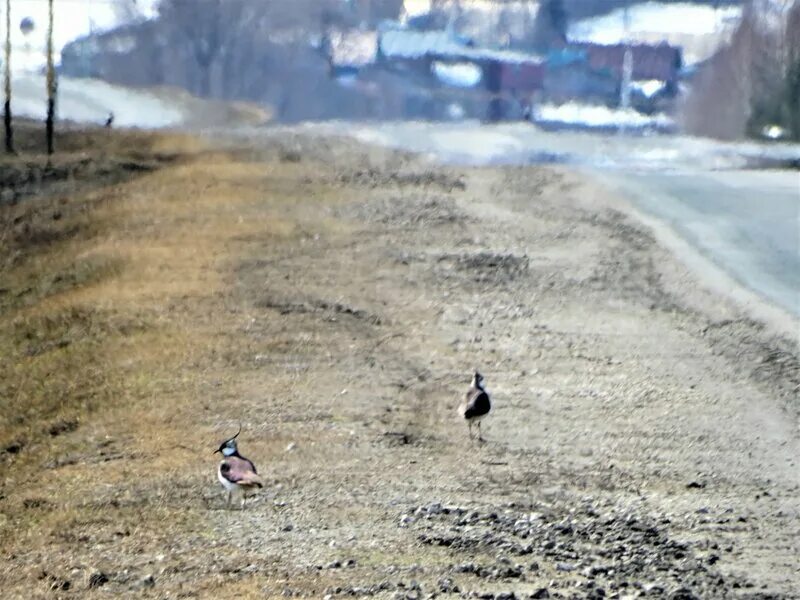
406,501,751,598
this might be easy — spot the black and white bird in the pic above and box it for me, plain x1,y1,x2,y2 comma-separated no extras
214,426,263,509
104,112,114,128
459,371,491,442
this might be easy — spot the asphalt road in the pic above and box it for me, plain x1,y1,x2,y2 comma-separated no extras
614,169,800,318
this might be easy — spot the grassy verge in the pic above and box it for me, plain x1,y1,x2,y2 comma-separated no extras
1,127,200,451
0,125,322,595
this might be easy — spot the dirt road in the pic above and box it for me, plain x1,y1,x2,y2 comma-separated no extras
1,129,798,598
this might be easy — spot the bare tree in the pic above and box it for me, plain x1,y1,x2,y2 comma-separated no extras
682,0,800,140
779,0,800,138
46,0,55,155
60,0,367,119
159,0,230,97
530,0,567,50
158,0,339,98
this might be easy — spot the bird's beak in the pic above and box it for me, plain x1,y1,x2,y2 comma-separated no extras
213,449,220,454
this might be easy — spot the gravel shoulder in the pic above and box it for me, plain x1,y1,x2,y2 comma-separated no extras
1,130,798,599
220,132,800,598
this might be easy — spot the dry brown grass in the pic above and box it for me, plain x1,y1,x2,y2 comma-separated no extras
0,126,335,597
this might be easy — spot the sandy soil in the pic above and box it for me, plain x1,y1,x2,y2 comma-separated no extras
1,129,798,599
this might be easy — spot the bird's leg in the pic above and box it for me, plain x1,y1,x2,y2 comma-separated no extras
241,495,247,510
468,421,473,441
227,491,232,509
478,421,484,443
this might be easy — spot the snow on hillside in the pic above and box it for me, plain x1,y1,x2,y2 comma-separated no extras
3,74,184,128
568,2,742,40
568,2,743,65
5,0,158,74
630,79,667,98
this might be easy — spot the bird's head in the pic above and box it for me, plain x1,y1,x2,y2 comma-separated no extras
472,371,485,388
214,425,241,457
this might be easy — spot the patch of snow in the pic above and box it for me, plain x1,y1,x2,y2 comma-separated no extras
381,29,542,65
630,79,666,98
569,2,742,41
5,0,158,74
533,102,673,129
403,0,431,18
568,2,743,64
433,61,482,88
329,30,379,68
3,74,184,128
381,29,478,60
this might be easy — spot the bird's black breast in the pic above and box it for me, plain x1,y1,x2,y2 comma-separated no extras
464,389,491,419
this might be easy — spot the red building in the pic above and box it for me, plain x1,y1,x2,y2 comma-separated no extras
572,42,683,86
498,62,546,93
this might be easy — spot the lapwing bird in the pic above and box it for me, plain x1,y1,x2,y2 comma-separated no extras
104,112,114,128
459,371,491,442
214,426,263,509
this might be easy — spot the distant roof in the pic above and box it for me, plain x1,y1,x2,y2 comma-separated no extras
328,30,379,68
380,29,543,65
545,48,587,68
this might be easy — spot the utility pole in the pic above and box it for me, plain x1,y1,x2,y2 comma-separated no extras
46,0,55,155
4,0,14,153
619,0,632,134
